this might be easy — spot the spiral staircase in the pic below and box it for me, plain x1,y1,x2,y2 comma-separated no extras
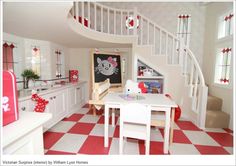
67,2,208,129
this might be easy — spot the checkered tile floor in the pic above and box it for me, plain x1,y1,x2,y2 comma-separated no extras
44,104,234,155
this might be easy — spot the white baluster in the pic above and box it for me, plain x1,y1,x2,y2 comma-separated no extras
127,12,129,35
140,17,143,44
121,11,123,35
189,59,194,96
88,2,90,28
154,27,156,54
193,72,199,110
147,21,150,45
81,2,84,26
101,7,103,32
172,38,175,64
71,2,75,17
75,2,79,22
114,10,116,34
94,3,97,31
165,33,168,57
108,9,110,33
159,30,162,55
184,48,188,74
187,15,191,47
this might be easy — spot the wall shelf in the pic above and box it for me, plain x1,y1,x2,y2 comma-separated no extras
137,59,164,94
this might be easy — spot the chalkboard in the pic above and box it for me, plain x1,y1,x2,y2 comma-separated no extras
92,53,122,85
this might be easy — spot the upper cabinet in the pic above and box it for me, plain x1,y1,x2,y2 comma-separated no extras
3,32,67,87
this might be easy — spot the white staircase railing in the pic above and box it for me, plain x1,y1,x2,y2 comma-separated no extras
70,2,208,128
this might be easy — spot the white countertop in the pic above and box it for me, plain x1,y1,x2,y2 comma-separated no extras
18,80,86,102
3,111,52,148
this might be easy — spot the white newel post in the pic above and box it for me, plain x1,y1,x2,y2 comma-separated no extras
198,86,208,129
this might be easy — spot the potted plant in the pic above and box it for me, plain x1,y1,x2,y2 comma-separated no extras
21,69,40,89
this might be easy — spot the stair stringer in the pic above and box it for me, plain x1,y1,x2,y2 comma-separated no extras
134,45,199,124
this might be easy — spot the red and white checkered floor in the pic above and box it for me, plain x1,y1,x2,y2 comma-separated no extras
43,104,233,155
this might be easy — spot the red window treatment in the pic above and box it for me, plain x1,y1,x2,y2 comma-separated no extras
3,43,15,72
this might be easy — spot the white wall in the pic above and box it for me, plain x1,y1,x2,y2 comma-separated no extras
3,32,70,89
68,47,132,100
203,2,233,129
101,2,206,68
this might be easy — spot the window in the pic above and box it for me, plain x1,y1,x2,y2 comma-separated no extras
3,42,15,72
214,47,231,85
55,50,63,78
214,9,233,86
177,14,191,47
217,11,233,39
31,46,41,76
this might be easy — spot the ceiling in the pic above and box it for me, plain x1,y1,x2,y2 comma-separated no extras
3,2,131,48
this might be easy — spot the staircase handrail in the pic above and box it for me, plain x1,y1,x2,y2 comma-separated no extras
184,46,206,86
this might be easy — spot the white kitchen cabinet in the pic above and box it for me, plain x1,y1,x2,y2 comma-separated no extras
42,89,67,131
18,99,31,112
76,86,82,107
67,84,84,116
67,86,77,116
17,81,87,132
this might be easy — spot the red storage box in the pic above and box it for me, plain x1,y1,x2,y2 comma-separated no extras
2,71,19,126
69,70,79,83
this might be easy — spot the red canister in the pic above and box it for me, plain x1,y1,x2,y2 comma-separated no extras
69,70,79,83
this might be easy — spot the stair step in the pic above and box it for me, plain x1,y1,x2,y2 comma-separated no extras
207,95,222,111
205,110,230,128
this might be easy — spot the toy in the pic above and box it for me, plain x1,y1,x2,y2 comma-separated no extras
138,82,147,93
125,80,141,94
31,94,49,113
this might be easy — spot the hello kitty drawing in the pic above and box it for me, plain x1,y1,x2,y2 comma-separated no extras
95,56,119,76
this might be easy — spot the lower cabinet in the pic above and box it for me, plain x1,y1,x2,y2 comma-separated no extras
42,89,67,131
18,82,87,132
67,84,83,116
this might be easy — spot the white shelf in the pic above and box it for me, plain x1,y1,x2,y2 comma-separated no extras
137,76,164,79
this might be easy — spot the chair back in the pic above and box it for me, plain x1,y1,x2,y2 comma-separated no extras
120,103,151,125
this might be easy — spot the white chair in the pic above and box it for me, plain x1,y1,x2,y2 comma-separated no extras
151,108,174,145
119,103,151,155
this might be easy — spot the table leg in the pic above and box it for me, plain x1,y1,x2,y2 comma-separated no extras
170,108,175,144
104,105,109,147
112,108,115,127
164,109,171,154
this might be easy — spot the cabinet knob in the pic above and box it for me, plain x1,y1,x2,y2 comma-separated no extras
50,97,53,100
21,107,26,111
54,96,56,99
77,88,80,90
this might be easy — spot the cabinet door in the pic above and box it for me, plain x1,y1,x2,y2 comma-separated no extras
54,90,67,122
18,100,30,112
41,93,55,130
75,86,82,107
68,87,77,111
18,99,36,112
